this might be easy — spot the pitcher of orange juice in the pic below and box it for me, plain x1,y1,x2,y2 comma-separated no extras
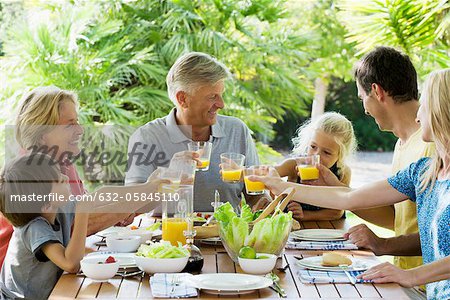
295,155,320,181
161,185,193,246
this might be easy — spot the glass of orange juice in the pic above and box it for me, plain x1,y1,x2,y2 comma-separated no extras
295,155,320,181
220,153,245,183
161,185,193,246
243,166,268,195
188,141,212,171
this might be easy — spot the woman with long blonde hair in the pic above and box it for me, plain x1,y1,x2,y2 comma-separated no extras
252,69,450,299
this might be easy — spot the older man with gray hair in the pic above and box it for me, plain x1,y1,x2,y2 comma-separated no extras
125,52,260,211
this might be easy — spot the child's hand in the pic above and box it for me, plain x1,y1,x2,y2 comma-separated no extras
287,201,304,219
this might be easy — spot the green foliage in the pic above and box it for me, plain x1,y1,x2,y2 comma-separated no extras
273,0,450,152
1,0,313,126
0,1,24,56
255,141,284,165
305,0,358,82
338,0,450,76
0,0,314,178
1,0,450,166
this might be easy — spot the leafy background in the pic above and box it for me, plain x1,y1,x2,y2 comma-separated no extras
1,0,449,182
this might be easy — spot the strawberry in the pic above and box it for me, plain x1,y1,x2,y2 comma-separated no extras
105,256,116,264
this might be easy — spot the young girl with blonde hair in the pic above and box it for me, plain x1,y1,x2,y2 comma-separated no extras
275,112,357,221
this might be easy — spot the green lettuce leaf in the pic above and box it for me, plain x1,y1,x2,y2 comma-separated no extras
136,241,189,258
240,198,253,223
214,202,236,224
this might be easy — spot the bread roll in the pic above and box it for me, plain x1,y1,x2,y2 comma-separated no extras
321,252,352,267
292,219,301,231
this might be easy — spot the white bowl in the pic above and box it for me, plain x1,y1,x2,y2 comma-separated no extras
238,253,277,275
106,235,141,253
135,256,189,274
124,228,153,244
80,257,119,281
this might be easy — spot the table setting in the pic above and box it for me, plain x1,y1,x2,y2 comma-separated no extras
50,152,408,299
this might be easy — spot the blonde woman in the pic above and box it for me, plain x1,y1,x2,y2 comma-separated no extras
275,112,357,221
0,86,197,267
251,69,450,299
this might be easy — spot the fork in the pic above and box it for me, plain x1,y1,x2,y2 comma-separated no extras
339,265,356,285
265,272,287,298
170,274,181,297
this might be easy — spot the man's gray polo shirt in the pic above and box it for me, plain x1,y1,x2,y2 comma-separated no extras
125,108,259,211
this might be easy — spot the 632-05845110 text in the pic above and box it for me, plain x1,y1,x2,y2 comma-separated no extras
69,192,180,202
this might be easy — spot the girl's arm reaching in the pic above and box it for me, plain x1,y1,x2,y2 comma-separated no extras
250,172,409,211
274,158,298,181
42,205,88,273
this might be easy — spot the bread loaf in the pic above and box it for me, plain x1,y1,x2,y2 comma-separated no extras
321,252,352,267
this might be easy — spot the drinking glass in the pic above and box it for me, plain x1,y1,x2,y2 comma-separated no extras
243,166,268,195
295,155,320,181
220,153,245,183
187,141,212,171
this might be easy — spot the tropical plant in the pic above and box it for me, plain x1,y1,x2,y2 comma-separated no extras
0,0,314,180
338,0,450,76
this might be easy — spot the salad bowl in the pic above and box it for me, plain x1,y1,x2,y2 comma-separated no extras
134,241,189,274
215,195,293,263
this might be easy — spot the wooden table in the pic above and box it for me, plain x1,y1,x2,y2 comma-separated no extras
50,218,410,299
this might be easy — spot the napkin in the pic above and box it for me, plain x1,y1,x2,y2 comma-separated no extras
150,273,198,298
286,240,358,250
298,269,372,284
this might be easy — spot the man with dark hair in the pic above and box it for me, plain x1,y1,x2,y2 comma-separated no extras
355,46,418,103
347,47,434,278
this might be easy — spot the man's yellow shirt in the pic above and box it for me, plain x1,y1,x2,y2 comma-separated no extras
391,129,435,270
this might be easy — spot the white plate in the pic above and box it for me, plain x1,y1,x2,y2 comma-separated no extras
296,256,374,272
86,252,136,268
187,273,272,294
96,226,162,239
291,229,346,241
96,226,127,237
290,236,346,242
199,237,222,245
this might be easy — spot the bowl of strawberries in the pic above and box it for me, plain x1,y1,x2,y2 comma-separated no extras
80,255,119,281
